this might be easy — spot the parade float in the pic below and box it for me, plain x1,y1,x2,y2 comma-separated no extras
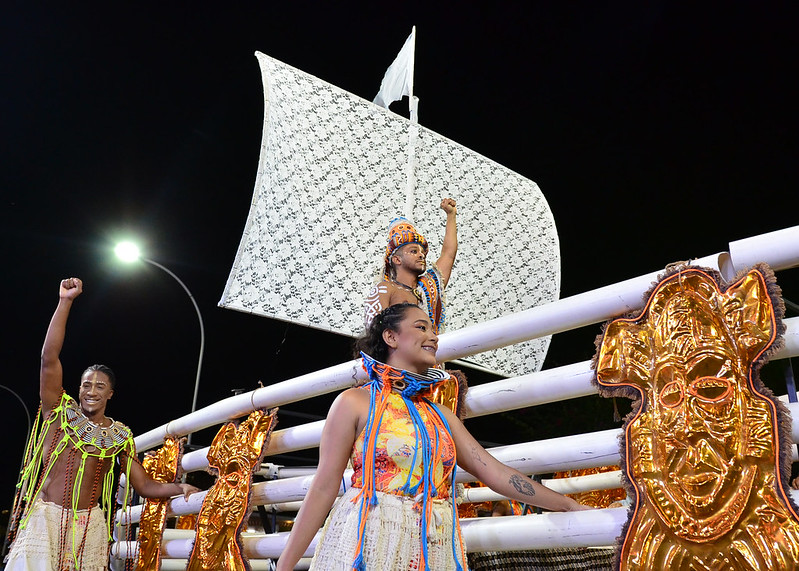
109,39,799,570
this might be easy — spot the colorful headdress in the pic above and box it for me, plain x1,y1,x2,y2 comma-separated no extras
383,217,429,280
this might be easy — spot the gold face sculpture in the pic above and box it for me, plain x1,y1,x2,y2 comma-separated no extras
186,408,277,571
596,266,799,570
134,437,183,571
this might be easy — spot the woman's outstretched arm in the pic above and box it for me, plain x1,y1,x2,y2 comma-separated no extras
276,388,368,570
441,406,590,512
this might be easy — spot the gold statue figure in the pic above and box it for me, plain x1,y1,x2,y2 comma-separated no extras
187,408,277,571
134,437,184,571
595,265,799,570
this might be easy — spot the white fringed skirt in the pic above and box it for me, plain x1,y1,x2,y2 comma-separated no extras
310,487,467,570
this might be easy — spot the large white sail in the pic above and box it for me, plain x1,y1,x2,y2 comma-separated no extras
220,52,561,378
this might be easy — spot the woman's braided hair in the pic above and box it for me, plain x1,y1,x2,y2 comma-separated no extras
354,302,419,362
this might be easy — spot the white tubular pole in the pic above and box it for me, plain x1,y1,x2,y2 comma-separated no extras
456,429,622,483
266,420,326,455
122,511,622,559
463,361,595,418
460,508,627,551
729,226,799,271
135,360,363,451
774,317,799,359
461,470,623,504
114,491,799,558
540,470,624,495
436,252,726,362
788,402,799,444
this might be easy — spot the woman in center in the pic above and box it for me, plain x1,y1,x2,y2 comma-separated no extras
277,303,589,570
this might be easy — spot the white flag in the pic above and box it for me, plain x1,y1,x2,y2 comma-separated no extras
373,27,415,109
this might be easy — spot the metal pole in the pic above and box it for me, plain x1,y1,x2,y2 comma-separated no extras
142,258,205,445
0,384,33,560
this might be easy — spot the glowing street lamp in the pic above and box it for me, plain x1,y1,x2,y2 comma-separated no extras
114,242,205,445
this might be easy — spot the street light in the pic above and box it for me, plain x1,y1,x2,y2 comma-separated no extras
114,242,205,445
0,384,33,560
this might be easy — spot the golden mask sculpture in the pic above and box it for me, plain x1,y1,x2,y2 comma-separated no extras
134,437,184,571
595,265,799,570
187,408,277,571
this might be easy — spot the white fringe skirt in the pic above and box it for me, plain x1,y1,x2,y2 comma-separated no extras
5,498,108,571
310,487,467,570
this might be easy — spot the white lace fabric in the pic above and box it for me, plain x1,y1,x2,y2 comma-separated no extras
220,52,561,377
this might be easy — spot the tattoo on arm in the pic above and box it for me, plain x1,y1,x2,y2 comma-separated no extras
509,474,536,497
471,445,487,467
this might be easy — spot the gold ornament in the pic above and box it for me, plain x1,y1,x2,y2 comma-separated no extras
134,437,183,571
596,265,799,569
187,408,277,571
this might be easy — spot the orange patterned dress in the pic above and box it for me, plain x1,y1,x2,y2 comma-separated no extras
310,389,467,570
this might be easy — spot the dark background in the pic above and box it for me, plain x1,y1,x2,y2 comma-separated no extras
2,1,798,519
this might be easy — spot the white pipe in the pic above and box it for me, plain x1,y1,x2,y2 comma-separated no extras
460,508,627,551
456,429,621,483
135,360,363,451
266,420,326,456
114,490,799,559
728,226,799,272
463,361,595,418
435,252,726,362
116,510,624,559
119,427,624,525
539,470,624,495
460,470,624,505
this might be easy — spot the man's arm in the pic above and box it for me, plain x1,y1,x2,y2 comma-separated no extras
41,278,83,411
127,459,200,500
435,198,458,285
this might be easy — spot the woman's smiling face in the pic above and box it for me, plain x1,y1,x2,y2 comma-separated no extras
383,306,438,373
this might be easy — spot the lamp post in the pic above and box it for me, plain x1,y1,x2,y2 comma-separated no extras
115,242,205,445
0,384,33,560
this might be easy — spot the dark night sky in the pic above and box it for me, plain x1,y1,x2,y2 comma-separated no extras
2,2,798,513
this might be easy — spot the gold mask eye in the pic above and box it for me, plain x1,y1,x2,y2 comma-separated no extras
688,377,732,403
659,381,684,408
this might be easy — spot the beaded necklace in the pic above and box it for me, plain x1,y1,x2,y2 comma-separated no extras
390,278,423,302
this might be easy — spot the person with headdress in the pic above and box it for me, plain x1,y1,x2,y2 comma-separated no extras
364,198,457,335
276,303,589,571
5,278,200,570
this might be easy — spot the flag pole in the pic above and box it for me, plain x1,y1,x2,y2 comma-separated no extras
403,26,417,220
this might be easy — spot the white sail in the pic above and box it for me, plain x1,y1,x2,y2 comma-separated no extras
219,52,561,378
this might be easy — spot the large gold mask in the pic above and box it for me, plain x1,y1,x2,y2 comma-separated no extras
186,408,277,571
134,437,183,571
595,265,799,569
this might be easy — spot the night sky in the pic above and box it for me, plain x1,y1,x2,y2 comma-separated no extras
2,2,798,515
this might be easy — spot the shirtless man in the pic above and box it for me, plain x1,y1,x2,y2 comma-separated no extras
6,278,200,570
364,198,457,334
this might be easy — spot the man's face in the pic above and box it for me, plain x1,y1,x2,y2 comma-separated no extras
392,244,426,275
78,370,114,416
